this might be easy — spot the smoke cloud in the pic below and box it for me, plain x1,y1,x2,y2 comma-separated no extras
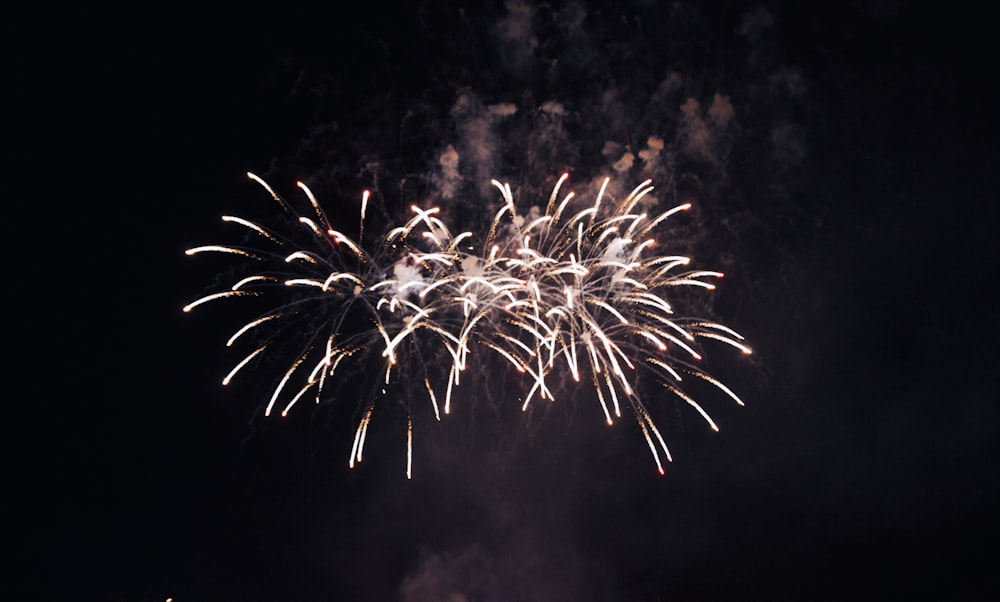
255,2,818,598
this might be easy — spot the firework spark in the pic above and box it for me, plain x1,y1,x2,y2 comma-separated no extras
184,172,751,476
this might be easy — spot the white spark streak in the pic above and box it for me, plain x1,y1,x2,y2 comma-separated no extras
186,173,751,475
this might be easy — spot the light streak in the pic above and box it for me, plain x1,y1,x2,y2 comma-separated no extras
185,172,752,475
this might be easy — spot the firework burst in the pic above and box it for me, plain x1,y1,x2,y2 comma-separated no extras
184,172,751,476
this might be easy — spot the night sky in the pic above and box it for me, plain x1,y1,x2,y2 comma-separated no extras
18,2,999,600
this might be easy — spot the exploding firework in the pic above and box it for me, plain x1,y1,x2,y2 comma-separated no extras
184,172,751,476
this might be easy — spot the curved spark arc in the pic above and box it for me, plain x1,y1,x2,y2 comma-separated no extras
466,176,752,471
184,172,751,476
185,174,481,478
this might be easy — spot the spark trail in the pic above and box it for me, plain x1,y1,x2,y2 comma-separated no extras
184,172,751,477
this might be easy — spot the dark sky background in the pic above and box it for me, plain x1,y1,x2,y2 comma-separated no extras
17,1,999,600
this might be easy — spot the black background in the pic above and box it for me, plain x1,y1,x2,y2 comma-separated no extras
15,2,999,600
